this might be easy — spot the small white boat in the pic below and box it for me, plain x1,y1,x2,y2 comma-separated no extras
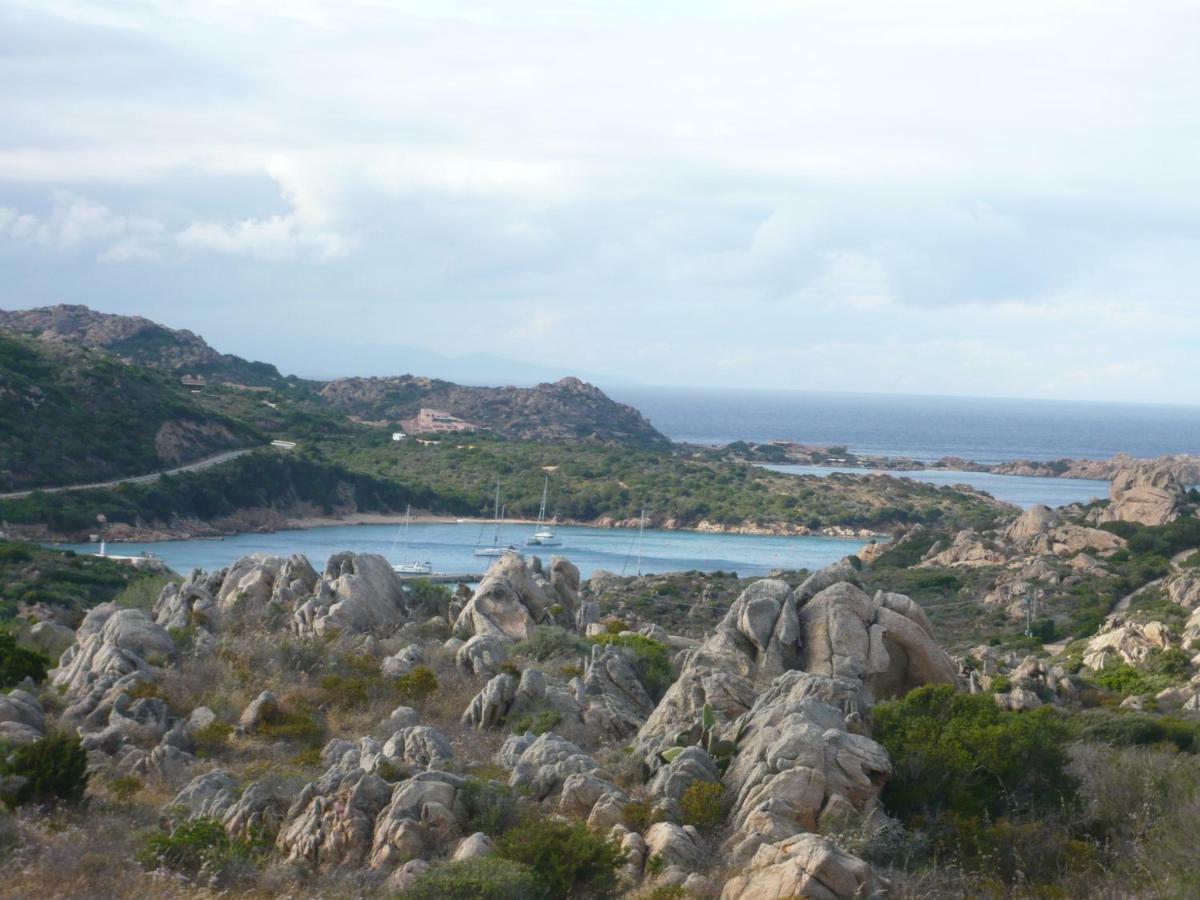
392,506,433,575
525,474,563,547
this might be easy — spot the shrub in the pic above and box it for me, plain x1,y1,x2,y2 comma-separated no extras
395,665,439,703
510,708,563,736
402,857,541,900
0,731,88,806
589,633,673,700
257,710,325,748
1070,709,1200,754
621,798,659,833
137,817,263,884
514,626,587,662
495,818,626,899
458,778,521,836
107,774,142,801
873,685,1075,822
0,631,49,689
680,781,725,829
192,721,233,758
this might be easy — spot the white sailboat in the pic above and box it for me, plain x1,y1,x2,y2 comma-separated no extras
393,505,433,574
526,474,563,547
475,482,519,557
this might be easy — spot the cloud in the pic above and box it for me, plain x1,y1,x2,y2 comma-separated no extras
176,215,353,261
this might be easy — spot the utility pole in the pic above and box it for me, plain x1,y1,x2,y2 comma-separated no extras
1024,595,1033,638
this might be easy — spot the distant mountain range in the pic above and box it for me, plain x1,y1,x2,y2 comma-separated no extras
0,304,667,490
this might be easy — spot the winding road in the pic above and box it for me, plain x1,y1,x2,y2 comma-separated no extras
0,447,259,501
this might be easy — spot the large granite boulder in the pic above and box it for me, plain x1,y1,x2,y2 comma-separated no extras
798,583,957,701
579,645,656,740
1005,505,1125,556
452,553,557,640
370,770,466,871
721,672,889,864
277,766,393,868
155,554,319,631
508,732,598,801
637,580,801,748
294,553,408,637
719,833,886,900
53,604,175,697
1097,464,1188,527
0,689,45,745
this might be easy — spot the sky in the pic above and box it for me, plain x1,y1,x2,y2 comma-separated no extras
1,1,1199,401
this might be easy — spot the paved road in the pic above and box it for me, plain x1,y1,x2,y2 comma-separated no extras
0,447,259,500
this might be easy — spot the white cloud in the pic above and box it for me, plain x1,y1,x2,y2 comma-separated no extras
176,215,352,261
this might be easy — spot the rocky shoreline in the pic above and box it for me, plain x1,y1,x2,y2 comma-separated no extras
8,508,884,546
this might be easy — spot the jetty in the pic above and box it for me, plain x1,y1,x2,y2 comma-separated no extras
393,572,483,584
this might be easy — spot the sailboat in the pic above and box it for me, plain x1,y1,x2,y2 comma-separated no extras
475,482,520,557
393,505,433,575
526,474,563,547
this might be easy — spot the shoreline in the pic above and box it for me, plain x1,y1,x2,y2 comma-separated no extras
24,511,886,546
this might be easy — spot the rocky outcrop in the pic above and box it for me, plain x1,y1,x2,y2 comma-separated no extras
1096,464,1189,527
722,672,889,864
507,732,598,801
719,833,886,900
455,634,509,676
1005,505,1125,557
53,604,175,697
370,771,466,871
579,645,656,740
452,553,558,640
0,689,44,745
294,553,408,637
277,766,393,868
462,669,583,731
920,530,1008,568
798,583,957,701
1083,618,1173,670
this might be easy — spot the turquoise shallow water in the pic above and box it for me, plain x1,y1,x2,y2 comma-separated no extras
760,465,1110,509
47,521,868,580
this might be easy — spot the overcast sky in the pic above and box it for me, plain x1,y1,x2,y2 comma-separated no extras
2,1,1199,402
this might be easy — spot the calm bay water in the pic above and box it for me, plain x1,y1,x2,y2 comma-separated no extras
609,386,1200,464
761,465,1110,509
48,521,867,580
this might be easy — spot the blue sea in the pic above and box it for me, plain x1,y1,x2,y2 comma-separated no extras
48,522,864,581
608,386,1200,464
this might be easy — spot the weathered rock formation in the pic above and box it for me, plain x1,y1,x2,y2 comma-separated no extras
1096,463,1189,527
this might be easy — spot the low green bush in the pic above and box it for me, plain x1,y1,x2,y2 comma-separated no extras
394,665,439,703
509,708,563,736
679,780,725,829
458,778,521,836
137,817,264,884
0,731,88,806
1069,709,1200,753
402,856,541,900
514,626,587,662
0,631,49,689
257,710,325,747
495,818,626,899
874,685,1075,822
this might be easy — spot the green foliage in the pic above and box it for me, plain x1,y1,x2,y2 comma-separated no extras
514,626,588,662
494,818,626,899
873,685,1075,822
679,781,725,829
1070,709,1200,753
589,633,673,700
510,708,563,735
256,710,325,747
0,539,144,622
394,665,439,704
405,578,453,617
137,817,265,884
192,721,233,758
1088,661,1172,697
0,631,49,689
620,798,660,833
0,731,89,806
107,774,142,801
401,856,542,900
458,778,521,837
0,333,257,493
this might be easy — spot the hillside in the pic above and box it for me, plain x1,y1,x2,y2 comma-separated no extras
318,375,669,446
0,304,285,387
0,334,257,492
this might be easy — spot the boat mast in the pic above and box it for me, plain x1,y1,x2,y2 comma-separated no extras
537,475,549,530
636,507,645,575
491,481,501,546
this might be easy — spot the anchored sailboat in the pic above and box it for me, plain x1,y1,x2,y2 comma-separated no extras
525,474,562,547
393,505,433,575
475,481,519,557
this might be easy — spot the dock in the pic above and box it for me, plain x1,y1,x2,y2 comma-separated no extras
394,572,484,584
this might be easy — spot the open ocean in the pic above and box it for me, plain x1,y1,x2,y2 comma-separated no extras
607,386,1200,464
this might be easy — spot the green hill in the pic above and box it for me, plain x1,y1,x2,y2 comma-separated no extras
0,334,258,492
